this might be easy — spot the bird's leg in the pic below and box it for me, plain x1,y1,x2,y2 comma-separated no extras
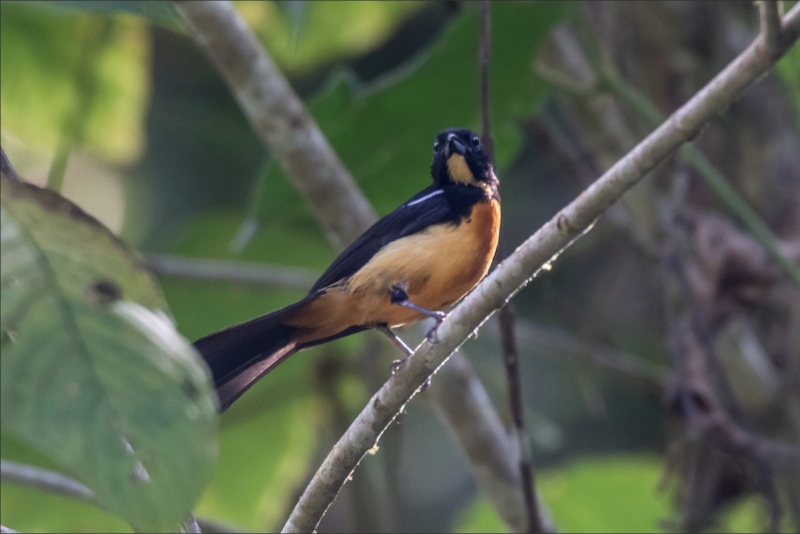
389,284,446,343
377,324,432,392
378,325,413,358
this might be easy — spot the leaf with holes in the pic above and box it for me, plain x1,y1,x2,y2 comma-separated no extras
0,173,218,532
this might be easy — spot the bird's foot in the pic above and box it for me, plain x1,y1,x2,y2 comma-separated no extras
390,285,447,324
425,310,447,344
426,324,440,344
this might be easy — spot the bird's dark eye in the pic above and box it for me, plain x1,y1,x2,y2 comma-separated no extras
470,135,481,148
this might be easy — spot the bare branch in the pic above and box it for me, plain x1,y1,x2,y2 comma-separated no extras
759,1,783,57
146,254,319,289
1,460,97,505
174,1,376,249
498,303,544,534
282,5,800,531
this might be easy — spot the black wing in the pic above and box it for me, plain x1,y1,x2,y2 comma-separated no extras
309,186,454,293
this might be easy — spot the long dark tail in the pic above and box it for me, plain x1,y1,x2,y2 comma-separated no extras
194,299,309,412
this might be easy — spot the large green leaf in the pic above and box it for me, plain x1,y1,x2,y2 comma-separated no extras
0,175,218,532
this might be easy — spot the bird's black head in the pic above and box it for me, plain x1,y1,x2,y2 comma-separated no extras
430,128,492,188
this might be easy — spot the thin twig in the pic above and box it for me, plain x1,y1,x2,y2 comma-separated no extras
174,0,376,249
146,254,319,289
1,460,97,505
478,0,494,161
480,2,543,532
759,1,783,57
282,6,800,531
499,303,543,534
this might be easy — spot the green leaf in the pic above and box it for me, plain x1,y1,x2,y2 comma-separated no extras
0,175,218,532
0,2,150,164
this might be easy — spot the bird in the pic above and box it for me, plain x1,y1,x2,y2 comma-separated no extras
195,128,501,412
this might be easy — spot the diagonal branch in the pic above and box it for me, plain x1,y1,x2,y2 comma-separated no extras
173,0,376,249
281,4,800,531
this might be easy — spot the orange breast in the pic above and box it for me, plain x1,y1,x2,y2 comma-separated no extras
286,198,500,344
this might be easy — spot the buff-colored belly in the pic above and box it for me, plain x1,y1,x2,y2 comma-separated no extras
287,198,500,344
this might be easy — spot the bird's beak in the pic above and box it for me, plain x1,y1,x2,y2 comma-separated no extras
445,133,466,157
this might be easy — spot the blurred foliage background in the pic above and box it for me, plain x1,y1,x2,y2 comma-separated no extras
2,1,799,532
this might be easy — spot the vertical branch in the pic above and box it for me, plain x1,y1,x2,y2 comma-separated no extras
498,309,543,534
758,1,783,57
478,1,494,161
479,2,543,532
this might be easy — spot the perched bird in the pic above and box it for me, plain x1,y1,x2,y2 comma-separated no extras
195,128,501,411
